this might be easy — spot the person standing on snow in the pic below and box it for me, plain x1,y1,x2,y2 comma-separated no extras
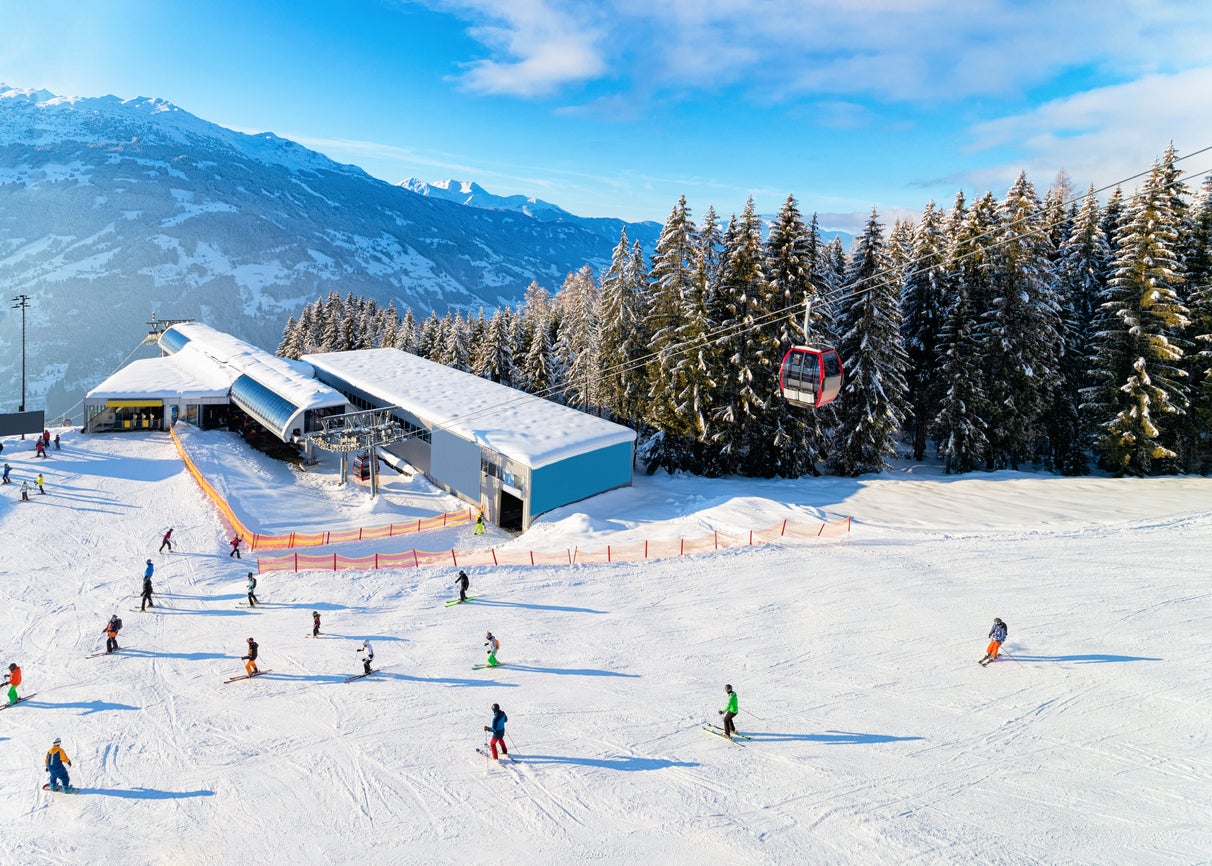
35,439,45,458
45,738,72,792
103,614,123,654
229,534,242,558
3,663,21,704
473,511,485,536
719,684,739,739
140,562,155,611
53,433,60,450
246,572,259,607
357,639,374,675
35,473,45,494
159,528,173,553
484,631,500,667
311,611,321,638
454,570,470,603
980,618,1008,665
242,637,260,676
484,703,509,760
2,463,10,484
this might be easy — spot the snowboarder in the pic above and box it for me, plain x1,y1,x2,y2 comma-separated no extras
484,703,508,760
357,639,374,675
140,565,155,611
455,570,470,603
719,684,739,739
246,572,259,607
311,611,321,638
3,663,21,704
103,614,123,653
159,528,173,553
242,637,260,676
35,439,45,458
45,738,72,792
35,473,45,494
484,631,500,667
20,481,29,501
229,534,243,558
980,618,1008,665
473,511,485,535
2,462,10,484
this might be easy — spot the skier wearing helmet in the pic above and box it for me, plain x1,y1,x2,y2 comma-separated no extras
242,637,260,676
980,618,1009,665
45,738,72,792
312,611,321,638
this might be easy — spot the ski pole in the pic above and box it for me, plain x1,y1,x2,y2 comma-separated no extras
506,732,519,753
1000,649,1024,667
741,708,765,722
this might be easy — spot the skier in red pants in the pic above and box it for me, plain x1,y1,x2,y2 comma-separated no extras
484,703,508,759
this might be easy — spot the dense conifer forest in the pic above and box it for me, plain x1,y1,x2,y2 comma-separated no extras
278,146,1212,478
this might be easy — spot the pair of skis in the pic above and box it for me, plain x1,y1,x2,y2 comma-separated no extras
85,648,131,659
445,596,476,607
472,662,504,670
42,783,79,794
702,724,750,744
345,668,382,683
0,694,37,711
475,748,519,763
223,670,272,683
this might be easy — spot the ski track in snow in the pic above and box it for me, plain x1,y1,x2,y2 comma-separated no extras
0,429,1210,864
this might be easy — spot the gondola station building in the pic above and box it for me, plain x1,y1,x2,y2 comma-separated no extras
85,325,636,531
303,348,636,531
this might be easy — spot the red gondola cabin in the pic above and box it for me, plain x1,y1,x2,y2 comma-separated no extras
779,346,844,408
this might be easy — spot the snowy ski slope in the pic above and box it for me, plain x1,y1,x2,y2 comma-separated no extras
0,429,1209,865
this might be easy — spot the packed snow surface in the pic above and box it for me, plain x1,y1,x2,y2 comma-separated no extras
1,428,1209,865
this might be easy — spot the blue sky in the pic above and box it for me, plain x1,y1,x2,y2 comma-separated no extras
3,0,1211,227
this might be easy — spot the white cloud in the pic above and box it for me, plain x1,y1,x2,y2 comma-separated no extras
958,66,1212,196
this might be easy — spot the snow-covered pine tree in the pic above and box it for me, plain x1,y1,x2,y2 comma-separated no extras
471,308,515,385
1084,162,1191,475
1101,186,1127,261
598,229,649,427
829,208,909,476
932,191,992,474
396,308,418,354
708,199,771,476
978,172,1061,470
553,266,601,412
417,311,441,359
1046,186,1111,474
900,201,949,461
753,193,819,476
642,196,703,473
277,315,301,359
1183,176,1212,470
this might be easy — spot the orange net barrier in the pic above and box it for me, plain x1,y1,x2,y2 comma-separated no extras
169,425,253,540
249,509,474,551
256,515,851,573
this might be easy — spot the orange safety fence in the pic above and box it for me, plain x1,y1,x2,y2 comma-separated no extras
169,425,253,541
256,515,851,573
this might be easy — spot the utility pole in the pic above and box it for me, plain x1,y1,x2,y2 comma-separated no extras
11,294,30,439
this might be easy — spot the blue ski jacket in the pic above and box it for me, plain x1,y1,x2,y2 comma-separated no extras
988,622,1008,643
490,709,507,737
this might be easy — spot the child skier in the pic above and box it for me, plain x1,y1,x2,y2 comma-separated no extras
35,473,45,494
473,511,485,535
357,640,374,675
719,684,739,739
312,611,321,638
45,738,72,792
980,618,1008,665
484,631,500,667
455,570,470,602
246,572,259,607
3,663,21,704
2,462,10,484
484,703,508,760
229,534,242,558
242,637,260,676
20,481,29,501
103,614,123,654
159,528,173,553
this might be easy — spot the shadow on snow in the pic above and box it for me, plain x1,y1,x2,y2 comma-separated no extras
1009,653,1162,664
504,664,639,678
743,730,924,745
78,787,215,800
510,754,699,771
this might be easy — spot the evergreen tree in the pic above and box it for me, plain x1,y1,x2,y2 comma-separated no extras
830,208,909,476
472,308,515,384
1084,162,1190,475
1047,186,1111,474
979,172,1061,470
555,266,601,411
396,308,418,354
900,201,949,461
277,315,301,359
598,229,649,426
1184,176,1212,470
417,311,441,359
642,195,703,473
520,313,556,396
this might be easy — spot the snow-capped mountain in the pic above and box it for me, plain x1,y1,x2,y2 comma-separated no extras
400,178,572,221
0,86,660,417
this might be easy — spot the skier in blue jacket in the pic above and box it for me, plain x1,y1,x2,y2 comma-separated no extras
980,618,1008,665
484,703,509,760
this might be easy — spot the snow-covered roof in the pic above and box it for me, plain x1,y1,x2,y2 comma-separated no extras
162,322,345,412
85,345,236,401
303,348,636,469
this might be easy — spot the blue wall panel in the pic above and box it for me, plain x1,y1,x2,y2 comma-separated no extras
430,427,482,502
530,441,633,516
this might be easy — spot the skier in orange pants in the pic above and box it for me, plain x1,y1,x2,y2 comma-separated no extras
980,618,1008,665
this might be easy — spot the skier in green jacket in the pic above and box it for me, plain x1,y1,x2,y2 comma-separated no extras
718,684,739,738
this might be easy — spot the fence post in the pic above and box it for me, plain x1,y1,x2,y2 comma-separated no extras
417,519,422,533
607,545,611,563
644,540,648,558
374,554,379,569
680,538,684,556
749,530,753,545
451,550,458,565
714,531,719,550
817,523,825,537
530,551,535,565
333,553,338,571
781,519,787,536
491,548,498,565
294,553,299,573
413,549,420,568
